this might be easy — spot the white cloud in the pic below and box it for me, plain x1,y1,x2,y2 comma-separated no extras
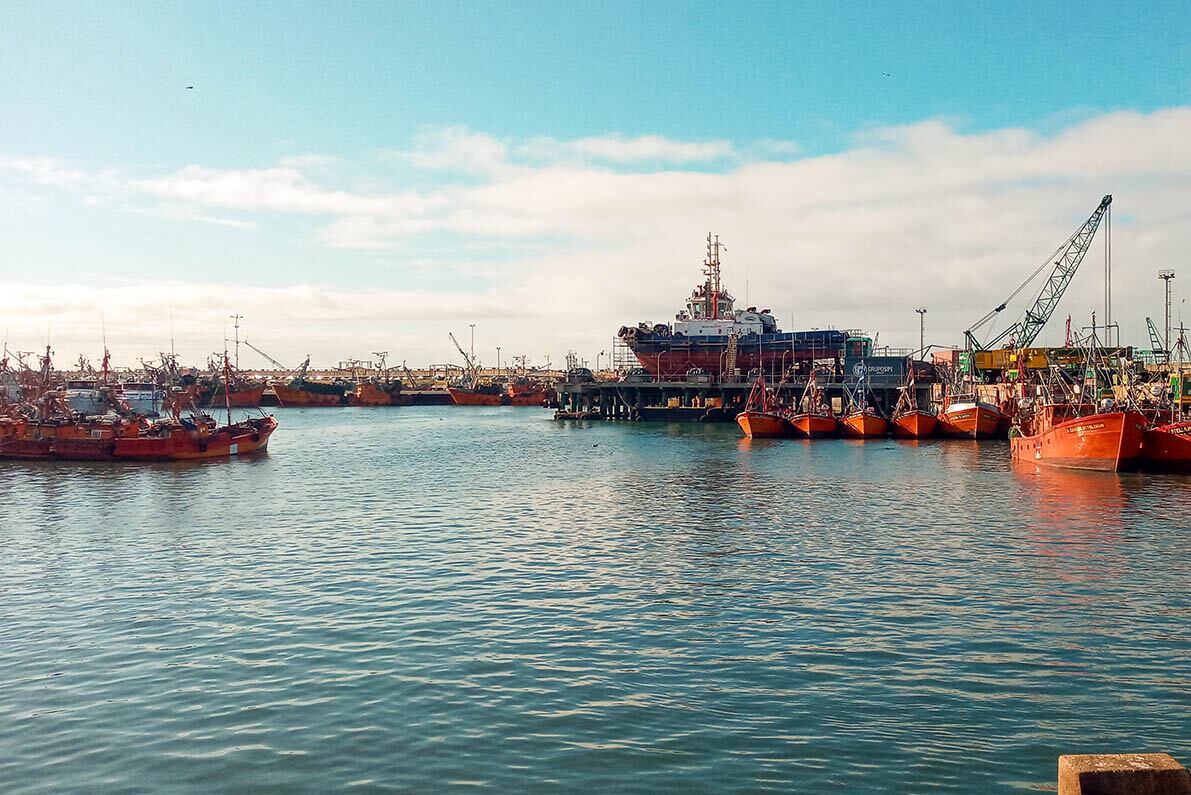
3,110,1191,366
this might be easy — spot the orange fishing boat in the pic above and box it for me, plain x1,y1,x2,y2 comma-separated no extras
273,382,344,406
841,409,889,437
890,362,937,437
448,384,505,406
892,410,937,438
790,412,839,438
789,370,838,438
353,380,408,406
1010,405,1147,472
201,382,265,408
506,382,550,406
1141,420,1191,472
937,400,1004,439
736,375,794,438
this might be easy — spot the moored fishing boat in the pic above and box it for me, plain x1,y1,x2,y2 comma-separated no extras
271,357,346,406
840,365,888,437
892,410,937,438
354,379,405,406
841,409,888,437
891,359,937,437
1010,405,1147,472
789,370,838,438
736,375,794,438
448,383,506,406
1140,420,1191,472
506,381,549,406
937,399,1004,439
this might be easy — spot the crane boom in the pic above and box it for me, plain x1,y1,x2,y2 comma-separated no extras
243,339,289,371
448,332,476,371
966,194,1112,351
1146,317,1169,364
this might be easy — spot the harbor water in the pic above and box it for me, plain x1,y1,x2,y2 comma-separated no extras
1,407,1188,793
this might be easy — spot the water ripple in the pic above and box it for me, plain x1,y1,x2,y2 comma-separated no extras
0,407,1188,793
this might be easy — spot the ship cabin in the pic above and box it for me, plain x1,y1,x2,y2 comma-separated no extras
673,284,780,338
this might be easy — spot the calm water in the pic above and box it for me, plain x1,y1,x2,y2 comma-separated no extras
1,407,1187,793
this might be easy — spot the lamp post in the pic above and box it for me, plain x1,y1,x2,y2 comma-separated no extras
496,346,501,378
230,314,242,369
1160,270,1175,360
915,308,927,359
469,324,476,364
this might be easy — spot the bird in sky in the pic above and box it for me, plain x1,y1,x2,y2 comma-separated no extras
185,85,194,89
881,72,891,77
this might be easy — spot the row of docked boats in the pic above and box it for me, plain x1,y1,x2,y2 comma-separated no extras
737,368,1191,472
0,352,277,462
737,372,1007,440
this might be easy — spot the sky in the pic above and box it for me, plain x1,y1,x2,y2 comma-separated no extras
1,0,1190,370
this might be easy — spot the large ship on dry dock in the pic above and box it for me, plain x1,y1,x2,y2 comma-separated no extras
618,235,870,379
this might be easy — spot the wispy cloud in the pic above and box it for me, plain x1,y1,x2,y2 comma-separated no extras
2,110,1190,365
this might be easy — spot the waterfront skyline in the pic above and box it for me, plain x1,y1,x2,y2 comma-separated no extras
2,1,1191,368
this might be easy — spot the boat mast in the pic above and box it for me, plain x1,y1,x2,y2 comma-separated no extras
704,233,724,321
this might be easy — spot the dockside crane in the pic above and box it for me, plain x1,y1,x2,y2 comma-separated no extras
965,194,1112,353
448,332,478,383
243,339,290,371
1146,317,1169,365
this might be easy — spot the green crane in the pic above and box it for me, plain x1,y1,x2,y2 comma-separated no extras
965,194,1112,353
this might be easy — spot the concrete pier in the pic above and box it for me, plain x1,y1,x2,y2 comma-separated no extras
554,376,933,422
1059,753,1190,795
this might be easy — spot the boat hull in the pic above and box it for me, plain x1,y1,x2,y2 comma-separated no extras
506,387,549,407
272,383,344,407
201,384,266,408
737,410,794,438
624,330,852,379
1141,421,1191,472
353,382,402,406
0,417,277,462
790,413,839,438
448,387,505,406
938,403,1004,439
892,411,938,438
1010,411,1146,472
842,412,889,438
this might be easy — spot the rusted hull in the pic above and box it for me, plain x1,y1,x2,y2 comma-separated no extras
0,417,277,462
353,383,401,406
892,411,938,438
506,388,549,406
202,384,266,408
272,384,344,407
448,387,504,406
114,420,276,461
1010,411,1146,472
790,413,839,438
842,412,889,438
938,404,1004,439
737,410,794,438
1141,421,1191,472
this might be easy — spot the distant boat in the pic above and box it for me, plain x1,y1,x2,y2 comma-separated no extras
789,370,839,438
938,399,1003,439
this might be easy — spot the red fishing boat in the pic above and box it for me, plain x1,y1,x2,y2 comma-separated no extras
891,362,937,437
789,370,838,438
736,375,794,438
892,410,937,438
506,381,550,406
448,383,505,406
842,409,889,437
200,382,266,408
1141,420,1191,472
840,369,888,437
1010,404,1147,472
937,399,1004,439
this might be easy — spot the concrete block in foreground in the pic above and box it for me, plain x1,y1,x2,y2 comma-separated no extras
1058,753,1191,795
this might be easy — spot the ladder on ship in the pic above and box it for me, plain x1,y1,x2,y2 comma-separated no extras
725,332,739,381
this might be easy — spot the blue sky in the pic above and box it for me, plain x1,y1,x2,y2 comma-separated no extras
1,1,1189,365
